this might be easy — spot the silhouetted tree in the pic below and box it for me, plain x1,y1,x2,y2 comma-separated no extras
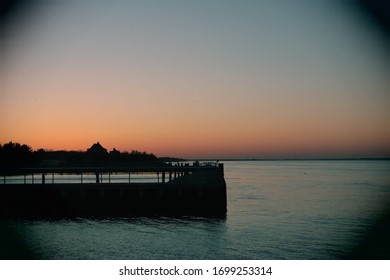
0,141,34,167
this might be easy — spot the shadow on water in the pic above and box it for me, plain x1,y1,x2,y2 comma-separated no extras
344,203,390,260
0,213,227,260
0,220,36,259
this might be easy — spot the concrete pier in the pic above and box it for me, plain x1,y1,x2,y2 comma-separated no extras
0,163,227,217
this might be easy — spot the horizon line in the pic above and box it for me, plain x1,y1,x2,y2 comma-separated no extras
169,157,390,161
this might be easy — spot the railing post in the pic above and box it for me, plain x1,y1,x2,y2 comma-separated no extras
42,173,45,184
218,163,224,175
81,173,83,184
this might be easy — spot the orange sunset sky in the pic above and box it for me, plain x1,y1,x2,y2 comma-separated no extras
1,0,389,159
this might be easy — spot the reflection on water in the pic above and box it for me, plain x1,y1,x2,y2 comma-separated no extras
2,160,390,259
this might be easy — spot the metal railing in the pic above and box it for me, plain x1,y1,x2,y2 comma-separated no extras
0,162,223,185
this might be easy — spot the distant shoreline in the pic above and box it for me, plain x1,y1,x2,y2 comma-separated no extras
183,158,390,162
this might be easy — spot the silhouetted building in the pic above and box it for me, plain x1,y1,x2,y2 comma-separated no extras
87,142,108,163
87,142,107,154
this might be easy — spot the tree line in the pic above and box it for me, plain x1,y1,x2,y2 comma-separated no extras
0,141,162,168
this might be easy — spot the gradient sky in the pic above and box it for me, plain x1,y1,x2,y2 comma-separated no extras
1,0,389,158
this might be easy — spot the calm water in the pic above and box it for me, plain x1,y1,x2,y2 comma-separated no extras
7,160,390,259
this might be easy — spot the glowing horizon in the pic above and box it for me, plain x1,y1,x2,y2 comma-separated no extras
1,1,389,159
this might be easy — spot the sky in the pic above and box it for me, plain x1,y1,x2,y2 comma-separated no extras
1,0,389,159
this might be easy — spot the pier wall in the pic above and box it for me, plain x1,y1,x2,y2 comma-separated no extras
0,165,226,217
